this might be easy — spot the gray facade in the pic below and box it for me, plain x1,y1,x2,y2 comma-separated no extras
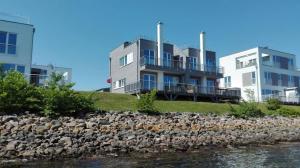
109,38,223,94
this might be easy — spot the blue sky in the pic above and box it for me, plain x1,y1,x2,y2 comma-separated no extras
1,0,300,90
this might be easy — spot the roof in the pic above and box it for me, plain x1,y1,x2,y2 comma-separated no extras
0,19,34,27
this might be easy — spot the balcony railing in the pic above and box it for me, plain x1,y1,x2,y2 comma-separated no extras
124,80,241,98
140,57,223,74
262,94,300,104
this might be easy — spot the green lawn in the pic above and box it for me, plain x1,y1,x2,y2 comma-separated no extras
81,92,300,114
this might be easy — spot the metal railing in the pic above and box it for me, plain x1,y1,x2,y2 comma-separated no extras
139,57,223,74
124,80,241,97
262,94,300,104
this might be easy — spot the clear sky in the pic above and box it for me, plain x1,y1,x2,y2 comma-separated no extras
1,0,300,90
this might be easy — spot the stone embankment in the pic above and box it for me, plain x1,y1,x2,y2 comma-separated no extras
1,112,300,161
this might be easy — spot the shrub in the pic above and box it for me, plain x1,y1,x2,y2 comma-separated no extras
229,101,265,119
274,107,300,117
266,98,281,110
0,71,42,114
40,73,95,117
136,90,159,114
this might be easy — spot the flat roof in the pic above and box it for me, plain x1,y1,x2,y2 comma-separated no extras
0,19,34,27
221,46,295,59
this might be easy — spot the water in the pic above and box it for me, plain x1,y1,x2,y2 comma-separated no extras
3,143,300,168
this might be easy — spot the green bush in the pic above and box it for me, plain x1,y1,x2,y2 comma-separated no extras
266,98,281,110
0,71,42,114
40,73,95,117
0,71,95,117
229,101,265,119
274,107,300,117
136,90,159,114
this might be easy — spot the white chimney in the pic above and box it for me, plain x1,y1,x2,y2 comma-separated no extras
157,22,163,65
200,32,206,67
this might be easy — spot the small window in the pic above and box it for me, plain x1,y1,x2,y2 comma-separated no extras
0,31,7,53
251,72,256,84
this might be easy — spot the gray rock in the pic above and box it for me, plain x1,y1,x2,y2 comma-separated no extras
59,137,72,147
6,141,19,151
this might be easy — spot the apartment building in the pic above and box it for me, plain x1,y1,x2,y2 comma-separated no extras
220,47,300,103
0,19,34,80
31,64,72,86
108,22,240,101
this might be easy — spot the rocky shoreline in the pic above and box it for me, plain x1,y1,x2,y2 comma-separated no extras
1,112,300,162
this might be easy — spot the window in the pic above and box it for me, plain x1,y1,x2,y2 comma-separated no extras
113,78,126,89
3,64,15,72
190,79,198,86
251,72,256,84
262,89,272,95
163,52,171,67
0,31,7,53
144,49,155,65
164,75,179,87
8,33,17,54
264,72,271,84
16,65,25,74
0,31,17,55
143,74,156,90
119,52,133,67
187,57,197,70
224,76,231,87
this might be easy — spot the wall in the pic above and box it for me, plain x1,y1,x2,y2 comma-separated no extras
0,20,34,80
110,41,139,93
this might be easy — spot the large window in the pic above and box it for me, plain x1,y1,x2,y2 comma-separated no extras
164,75,179,87
207,80,215,93
0,63,25,74
187,57,197,70
163,52,171,67
143,74,156,90
264,72,271,84
144,49,155,65
0,31,17,55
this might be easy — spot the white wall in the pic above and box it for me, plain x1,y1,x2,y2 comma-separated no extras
31,64,72,84
0,20,34,80
220,48,260,101
220,47,300,102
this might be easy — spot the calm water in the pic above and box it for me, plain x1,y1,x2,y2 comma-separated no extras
4,143,300,168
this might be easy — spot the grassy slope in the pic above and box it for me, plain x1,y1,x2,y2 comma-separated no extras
81,92,300,114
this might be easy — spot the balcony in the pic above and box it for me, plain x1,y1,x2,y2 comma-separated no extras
140,57,223,77
124,80,241,99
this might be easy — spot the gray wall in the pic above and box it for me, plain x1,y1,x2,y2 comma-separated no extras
110,42,139,93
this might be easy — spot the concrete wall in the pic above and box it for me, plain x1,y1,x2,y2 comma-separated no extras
110,41,139,93
0,20,34,80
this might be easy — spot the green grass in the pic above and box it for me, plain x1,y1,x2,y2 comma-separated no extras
81,92,235,114
81,92,300,115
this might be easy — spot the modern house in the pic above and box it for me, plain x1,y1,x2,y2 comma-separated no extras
219,47,300,103
30,64,72,86
0,19,34,80
0,18,72,85
108,22,240,101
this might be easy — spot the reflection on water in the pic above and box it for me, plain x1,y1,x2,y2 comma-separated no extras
3,142,300,168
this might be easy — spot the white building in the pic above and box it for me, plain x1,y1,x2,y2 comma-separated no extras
219,47,300,103
0,18,72,85
31,64,72,86
0,19,34,80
